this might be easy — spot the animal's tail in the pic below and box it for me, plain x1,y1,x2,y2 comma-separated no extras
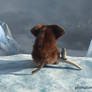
32,60,45,74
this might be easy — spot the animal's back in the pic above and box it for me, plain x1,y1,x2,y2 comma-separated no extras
32,30,59,64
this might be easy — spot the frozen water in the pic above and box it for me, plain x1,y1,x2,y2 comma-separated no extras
87,40,92,57
0,21,24,56
0,54,92,92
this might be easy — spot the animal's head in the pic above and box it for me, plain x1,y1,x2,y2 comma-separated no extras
31,24,66,39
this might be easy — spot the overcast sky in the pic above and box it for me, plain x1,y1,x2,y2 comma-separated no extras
0,0,92,51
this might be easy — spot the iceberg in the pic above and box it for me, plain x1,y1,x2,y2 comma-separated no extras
0,21,23,56
87,40,92,57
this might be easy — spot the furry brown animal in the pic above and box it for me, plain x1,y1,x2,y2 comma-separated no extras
31,24,66,74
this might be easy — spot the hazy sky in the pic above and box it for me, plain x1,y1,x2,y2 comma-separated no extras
0,0,92,50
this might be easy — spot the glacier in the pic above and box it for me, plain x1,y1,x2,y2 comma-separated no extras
0,21,24,56
87,40,92,57
0,54,92,92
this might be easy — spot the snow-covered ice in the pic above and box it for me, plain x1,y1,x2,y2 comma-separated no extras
0,54,92,92
87,40,92,57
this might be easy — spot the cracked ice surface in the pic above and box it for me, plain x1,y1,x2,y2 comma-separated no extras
0,54,92,92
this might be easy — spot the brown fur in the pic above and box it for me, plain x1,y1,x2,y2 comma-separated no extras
31,24,66,74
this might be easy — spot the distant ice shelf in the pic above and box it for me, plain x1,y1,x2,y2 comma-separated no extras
0,54,92,92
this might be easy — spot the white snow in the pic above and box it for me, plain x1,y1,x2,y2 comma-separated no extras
87,40,92,57
0,54,92,92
